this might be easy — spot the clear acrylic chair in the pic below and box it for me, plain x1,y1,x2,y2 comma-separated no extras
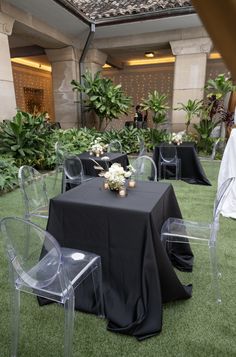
132,155,157,181
159,143,181,180
138,138,147,157
0,216,104,357
211,138,221,160
18,166,49,221
107,140,122,153
161,177,235,304
53,141,66,193
63,156,94,192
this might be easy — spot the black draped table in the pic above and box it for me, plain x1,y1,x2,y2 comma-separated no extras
46,178,192,340
153,142,211,185
79,152,129,176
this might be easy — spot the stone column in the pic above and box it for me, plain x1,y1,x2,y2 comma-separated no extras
0,12,16,121
170,38,212,132
46,46,81,129
82,48,107,75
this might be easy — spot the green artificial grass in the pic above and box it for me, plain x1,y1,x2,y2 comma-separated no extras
0,160,235,357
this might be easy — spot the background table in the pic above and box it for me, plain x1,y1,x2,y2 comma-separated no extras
79,152,129,176
153,142,211,185
46,178,192,340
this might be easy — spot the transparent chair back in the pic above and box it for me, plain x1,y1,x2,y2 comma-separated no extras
18,166,49,220
138,138,147,157
49,141,67,195
63,156,93,192
159,143,181,180
0,216,104,357
211,138,221,160
132,155,157,181
161,177,235,303
107,140,122,153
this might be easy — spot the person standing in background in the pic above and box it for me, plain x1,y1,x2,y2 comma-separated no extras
134,105,143,128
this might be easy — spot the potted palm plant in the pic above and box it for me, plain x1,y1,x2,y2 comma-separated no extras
174,99,203,134
71,71,131,131
140,90,169,128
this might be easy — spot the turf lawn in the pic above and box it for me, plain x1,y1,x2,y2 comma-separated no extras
0,160,235,357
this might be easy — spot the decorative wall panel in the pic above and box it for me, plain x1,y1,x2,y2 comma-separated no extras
12,63,54,120
102,63,174,130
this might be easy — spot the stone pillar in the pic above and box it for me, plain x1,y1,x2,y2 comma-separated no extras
170,38,212,132
0,12,16,121
46,46,81,129
82,49,107,75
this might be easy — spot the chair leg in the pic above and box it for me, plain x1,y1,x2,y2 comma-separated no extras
178,160,181,180
64,292,75,357
209,243,221,304
10,282,20,357
91,260,105,318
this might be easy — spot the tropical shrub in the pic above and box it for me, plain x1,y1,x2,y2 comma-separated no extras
194,118,220,154
0,155,18,193
71,71,132,131
205,74,236,137
174,99,203,134
140,90,169,128
0,111,52,168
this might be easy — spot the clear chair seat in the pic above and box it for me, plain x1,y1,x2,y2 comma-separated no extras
161,177,235,304
0,217,104,357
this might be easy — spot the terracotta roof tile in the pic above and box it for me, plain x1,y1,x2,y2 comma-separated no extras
65,0,193,22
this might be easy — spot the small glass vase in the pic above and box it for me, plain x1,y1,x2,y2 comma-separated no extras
118,185,126,197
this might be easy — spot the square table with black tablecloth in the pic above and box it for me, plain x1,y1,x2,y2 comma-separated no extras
46,178,193,340
79,152,129,177
153,142,211,185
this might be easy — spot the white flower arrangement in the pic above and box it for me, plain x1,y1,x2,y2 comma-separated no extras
89,137,108,156
100,163,135,191
169,132,183,146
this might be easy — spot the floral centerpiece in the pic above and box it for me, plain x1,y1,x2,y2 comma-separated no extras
100,163,135,191
89,137,108,157
169,132,183,146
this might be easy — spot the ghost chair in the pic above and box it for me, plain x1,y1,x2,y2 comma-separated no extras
107,140,123,153
53,141,67,194
18,166,49,221
63,155,94,192
132,155,157,181
138,138,147,157
161,177,235,304
211,138,221,160
0,216,104,357
159,143,181,180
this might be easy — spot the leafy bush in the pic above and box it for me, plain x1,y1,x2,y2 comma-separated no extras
71,71,132,130
0,111,52,169
194,119,220,154
0,155,18,193
140,90,169,127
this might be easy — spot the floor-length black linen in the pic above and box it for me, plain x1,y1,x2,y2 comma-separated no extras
46,178,192,340
79,152,129,176
153,142,211,185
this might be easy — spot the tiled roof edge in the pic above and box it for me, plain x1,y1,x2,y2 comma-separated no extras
53,0,195,26
95,6,195,26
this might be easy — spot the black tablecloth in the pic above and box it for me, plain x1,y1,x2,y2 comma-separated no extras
46,178,192,340
79,152,129,176
153,142,211,185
